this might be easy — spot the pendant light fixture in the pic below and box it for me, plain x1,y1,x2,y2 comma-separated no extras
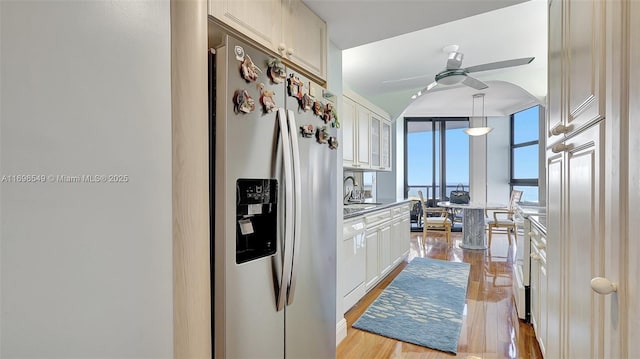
464,93,493,136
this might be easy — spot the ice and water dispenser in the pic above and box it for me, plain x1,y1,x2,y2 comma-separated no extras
235,179,278,264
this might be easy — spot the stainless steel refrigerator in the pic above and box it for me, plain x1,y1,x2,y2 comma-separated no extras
210,35,337,358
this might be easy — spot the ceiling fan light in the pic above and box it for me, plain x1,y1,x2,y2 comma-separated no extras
435,69,467,86
464,127,493,136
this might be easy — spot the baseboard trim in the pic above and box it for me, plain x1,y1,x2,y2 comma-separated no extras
336,317,347,346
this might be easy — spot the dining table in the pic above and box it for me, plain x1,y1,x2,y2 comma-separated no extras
437,201,506,250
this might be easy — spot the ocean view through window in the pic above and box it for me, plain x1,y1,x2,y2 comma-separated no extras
404,118,469,203
511,106,541,202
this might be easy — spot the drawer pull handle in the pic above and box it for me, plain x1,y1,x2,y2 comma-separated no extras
551,143,567,153
551,124,571,135
591,277,617,295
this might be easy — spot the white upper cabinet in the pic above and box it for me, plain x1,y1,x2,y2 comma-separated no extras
355,104,371,169
342,89,391,171
209,0,327,81
341,96,357,167
281,0,327,80
209,0,282,53
380,120,392,171
566,0,605,130
547,0,605,142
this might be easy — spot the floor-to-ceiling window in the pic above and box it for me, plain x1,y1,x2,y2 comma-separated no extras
404,118,469,203
511,106,540,202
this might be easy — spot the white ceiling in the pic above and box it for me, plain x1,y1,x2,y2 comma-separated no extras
304,0,548,120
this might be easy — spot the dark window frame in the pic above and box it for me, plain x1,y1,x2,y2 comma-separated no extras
510,106,540,189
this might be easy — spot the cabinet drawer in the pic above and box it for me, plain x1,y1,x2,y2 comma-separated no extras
365,209,392,227
343,218,365,239
392,205,409,217
531,238,546,264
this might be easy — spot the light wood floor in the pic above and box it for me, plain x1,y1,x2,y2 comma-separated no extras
337,230,543,359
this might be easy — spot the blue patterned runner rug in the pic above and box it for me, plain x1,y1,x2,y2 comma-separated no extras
352,257,470,354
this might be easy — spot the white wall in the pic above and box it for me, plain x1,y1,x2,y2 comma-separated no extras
469,116,488,203
486,116,511,204
0,1,173,357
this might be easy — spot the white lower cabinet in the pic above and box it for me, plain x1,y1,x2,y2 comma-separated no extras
342,218,366,311
364,228,381,290
343,202,411,313
530,225,548,357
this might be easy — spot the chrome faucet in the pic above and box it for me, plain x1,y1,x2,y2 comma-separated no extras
343,176,359,203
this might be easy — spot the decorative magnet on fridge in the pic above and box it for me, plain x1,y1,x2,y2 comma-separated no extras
240,55,262,83
233,89,255,114
312,100,323,116
331,108,340,128
257,83,277,113
328,136,339,150
316,126,330,144
322,103,334,124
287,74,304,99
267,58,287,84
300,124,315,138
301,93,313,112
234,46,245,61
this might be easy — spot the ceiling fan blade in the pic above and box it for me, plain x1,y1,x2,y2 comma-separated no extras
424,81,438,92
382,73,431,84
462,76,488,90
464,57,535,73
446,52,464,70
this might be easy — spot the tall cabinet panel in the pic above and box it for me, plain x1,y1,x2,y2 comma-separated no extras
547,0,564,143
545,150,563,359
546,0,612,356
564,122,605,358
566,0,605,131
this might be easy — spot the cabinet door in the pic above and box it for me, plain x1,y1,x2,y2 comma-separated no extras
370,114,381,168
342,230,365,297
209,0,281,52
539,259,548,358
281,0,327,80
379,225,392,275
546,147,564,359
381,120,392,170
356,105,370,168
564,121,605,359
547,0,564,142
566,0,605,131
342,96,356,167
530,250,541,347
364,231,379,290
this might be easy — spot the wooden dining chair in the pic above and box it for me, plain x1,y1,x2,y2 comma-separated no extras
486,190,523,248
417,190,451,246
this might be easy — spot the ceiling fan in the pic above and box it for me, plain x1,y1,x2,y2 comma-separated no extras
387,45,535,98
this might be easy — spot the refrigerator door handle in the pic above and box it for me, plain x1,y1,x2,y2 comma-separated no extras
286,109,302,305
276,108,294,312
